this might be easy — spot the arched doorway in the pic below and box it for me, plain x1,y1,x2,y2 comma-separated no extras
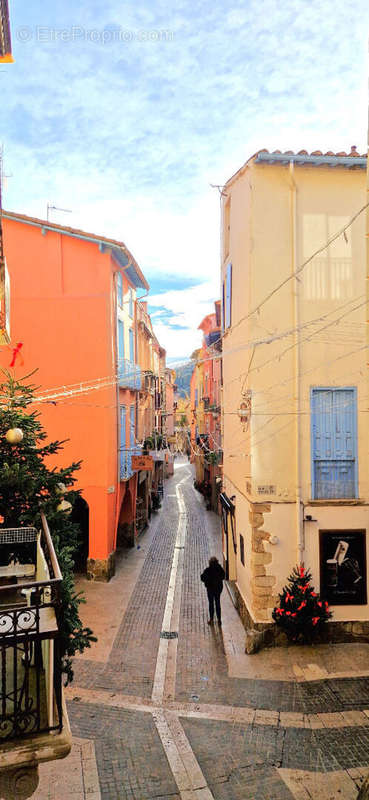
71,496,89,573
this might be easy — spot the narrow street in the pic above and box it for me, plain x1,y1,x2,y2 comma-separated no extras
34,459,369,800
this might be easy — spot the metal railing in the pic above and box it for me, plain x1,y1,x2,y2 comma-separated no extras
117,359,141,390
0,517,63,742
120,447,142,480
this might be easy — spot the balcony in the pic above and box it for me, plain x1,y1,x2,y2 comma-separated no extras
0,515,71,797
120,447,142,480
118,359,141,390
141,371,155,394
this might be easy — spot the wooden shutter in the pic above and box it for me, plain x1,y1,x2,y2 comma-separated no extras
311,388,357,499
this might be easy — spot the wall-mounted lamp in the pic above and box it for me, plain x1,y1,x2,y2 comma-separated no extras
304,515,317,522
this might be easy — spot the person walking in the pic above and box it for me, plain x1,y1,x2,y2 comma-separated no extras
201,556,225,625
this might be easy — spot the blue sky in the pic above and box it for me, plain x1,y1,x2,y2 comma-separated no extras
2,0,369,356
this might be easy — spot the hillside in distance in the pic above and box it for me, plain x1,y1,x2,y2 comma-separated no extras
173,360,194,398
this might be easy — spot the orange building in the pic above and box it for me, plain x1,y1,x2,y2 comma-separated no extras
2,210,150,580
190,303,222,507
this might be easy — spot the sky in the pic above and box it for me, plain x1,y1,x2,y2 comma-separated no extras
1,0,369,357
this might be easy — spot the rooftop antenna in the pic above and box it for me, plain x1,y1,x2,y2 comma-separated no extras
47,203,72,222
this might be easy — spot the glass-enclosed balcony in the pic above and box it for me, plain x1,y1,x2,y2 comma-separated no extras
118,358,141,390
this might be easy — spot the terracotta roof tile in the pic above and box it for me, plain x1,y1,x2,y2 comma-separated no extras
224,147,367,189
253,147,367,159
3,209,150,290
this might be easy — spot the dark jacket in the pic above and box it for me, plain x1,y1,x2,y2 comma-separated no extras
201,562,225,594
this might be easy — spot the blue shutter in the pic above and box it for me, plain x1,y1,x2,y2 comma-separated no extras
117,273,123,307
120,405,126,449
118,319,124,362
311,388,357,499
130,405,135,448
120,405,127,479
129,328,134,362
225,263,232,328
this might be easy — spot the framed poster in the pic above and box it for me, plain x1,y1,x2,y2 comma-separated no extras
319,529,367,606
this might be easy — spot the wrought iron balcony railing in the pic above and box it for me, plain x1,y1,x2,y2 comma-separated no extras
120,446,142,480
118,358,141,390
0,514,63,744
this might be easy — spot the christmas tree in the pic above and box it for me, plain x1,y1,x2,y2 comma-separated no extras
272,565,332,643
0,369,95,682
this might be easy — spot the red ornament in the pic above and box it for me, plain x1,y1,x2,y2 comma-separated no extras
311,592,317,597
299,566,305,577
312,617,319,626
297,601,306,611
9,342,24,368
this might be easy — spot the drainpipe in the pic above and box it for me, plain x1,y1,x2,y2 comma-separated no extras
288,162,304,565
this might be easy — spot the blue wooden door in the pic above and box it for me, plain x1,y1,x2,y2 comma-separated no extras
311,388,357,499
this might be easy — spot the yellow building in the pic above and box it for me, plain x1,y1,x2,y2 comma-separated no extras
221,146,369,643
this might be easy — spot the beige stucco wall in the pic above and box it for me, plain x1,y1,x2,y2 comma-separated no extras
222,157,368,625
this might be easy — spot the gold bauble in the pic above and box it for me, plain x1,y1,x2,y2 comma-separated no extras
56,482,66,495
57,499,72,514
5,428,24,444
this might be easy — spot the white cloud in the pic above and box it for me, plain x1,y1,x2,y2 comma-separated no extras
2,0,369,358
149,279,219,358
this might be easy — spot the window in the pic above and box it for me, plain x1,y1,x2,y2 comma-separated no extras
117,272,123,307
222,262,232,330
120,405,126,450
129,287,134,318
239,534,245,566
303,214,353,300
311,387,357,499
117,319,125,362
130,405,135,448
129,328,134,362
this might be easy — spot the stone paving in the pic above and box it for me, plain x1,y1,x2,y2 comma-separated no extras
32,458,369,799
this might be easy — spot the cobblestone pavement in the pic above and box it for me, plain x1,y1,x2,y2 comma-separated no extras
32,459,369,799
